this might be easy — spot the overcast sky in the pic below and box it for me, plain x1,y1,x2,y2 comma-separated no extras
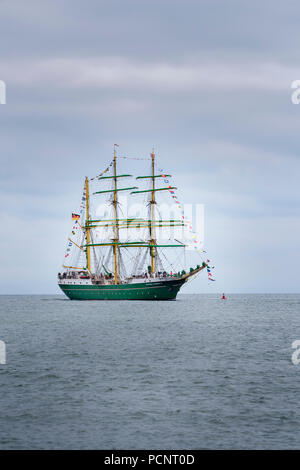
0,0,300,294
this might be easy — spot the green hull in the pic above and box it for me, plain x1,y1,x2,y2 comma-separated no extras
58,278,186,300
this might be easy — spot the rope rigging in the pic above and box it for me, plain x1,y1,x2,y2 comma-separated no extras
60,148,212,285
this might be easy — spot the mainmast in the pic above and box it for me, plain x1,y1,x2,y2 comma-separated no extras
150,150,156,274
85,176,91,272
113,145,119,284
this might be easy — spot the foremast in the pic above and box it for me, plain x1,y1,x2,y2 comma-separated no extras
84,150,120,280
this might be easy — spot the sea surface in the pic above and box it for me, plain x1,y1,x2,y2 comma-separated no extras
0,294,300,449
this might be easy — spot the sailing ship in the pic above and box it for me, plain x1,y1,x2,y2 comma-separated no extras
58,147,207,300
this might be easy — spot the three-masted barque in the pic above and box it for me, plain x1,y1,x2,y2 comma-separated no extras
58,147,207,300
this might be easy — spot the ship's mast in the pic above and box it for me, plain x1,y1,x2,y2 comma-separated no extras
85,176,91,272
113,145,119,284
150,150,156,274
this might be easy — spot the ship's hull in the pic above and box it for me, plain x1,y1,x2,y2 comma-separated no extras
58,278,186,300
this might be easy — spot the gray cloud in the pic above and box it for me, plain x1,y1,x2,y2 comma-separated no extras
3,57,299,92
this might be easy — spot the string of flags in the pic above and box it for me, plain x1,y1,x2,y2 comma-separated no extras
156,164,205,254
64,240,73,258
156,162,216,283
90,160,114,181
79,185,86,216
90,154,150,182
64,218,80,258
118,156,151,161
206,263,216,281
64,187,86,261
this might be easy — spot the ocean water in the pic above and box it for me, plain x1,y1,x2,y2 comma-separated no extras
0,294,300,450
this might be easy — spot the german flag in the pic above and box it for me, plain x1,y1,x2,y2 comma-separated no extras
72,213,80,220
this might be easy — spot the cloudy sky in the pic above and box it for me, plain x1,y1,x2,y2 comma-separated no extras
0,0,299,294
